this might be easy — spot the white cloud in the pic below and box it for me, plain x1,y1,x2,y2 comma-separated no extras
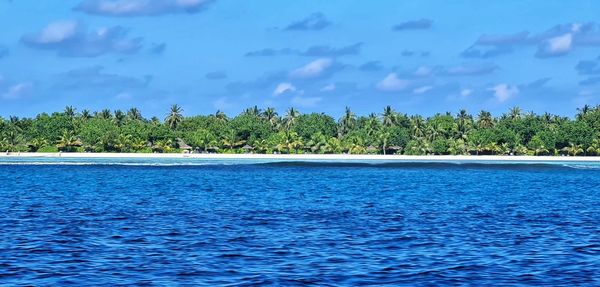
35,21,79,44
272,82,296,96
413,86,432,94
115,92,132,100
2,82,32,100
76,0,212,17
490,84,519,102
460,88,473,97
376,73,410,92
22,21,141,57
545,33,572,55
290,58,333,79
321,83,336,92
291,96,322,107
414,66,432,76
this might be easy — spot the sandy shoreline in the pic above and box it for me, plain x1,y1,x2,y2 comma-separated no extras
1,152,600,162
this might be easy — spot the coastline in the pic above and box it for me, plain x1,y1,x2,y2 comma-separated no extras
1,152,600,163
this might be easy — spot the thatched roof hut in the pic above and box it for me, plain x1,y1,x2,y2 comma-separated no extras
242,144,254,153
176,138,192,150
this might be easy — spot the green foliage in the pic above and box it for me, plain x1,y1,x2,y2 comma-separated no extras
294,113,337,141
3,105,600,156
38,146,59,153
431,139,450,155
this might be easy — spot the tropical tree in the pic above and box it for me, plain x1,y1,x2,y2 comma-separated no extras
127,108,143,121
262,107,279,128
165,104,184,130
56,130,79,152
284,107,300,131
509,106,522,120
221,129,245,152
382,106,397,127
28,138,48,152
338,107,356,137
64,106,76,119
477,110,494,129
98,109,112,119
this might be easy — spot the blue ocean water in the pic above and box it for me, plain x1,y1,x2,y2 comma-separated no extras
1,159,599,286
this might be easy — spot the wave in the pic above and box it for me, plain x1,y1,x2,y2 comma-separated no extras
561,164,600,170
2,159,600,170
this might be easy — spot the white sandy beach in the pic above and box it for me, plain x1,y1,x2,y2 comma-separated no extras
1,152,600,163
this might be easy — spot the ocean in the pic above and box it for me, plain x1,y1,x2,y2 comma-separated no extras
1,158,599,286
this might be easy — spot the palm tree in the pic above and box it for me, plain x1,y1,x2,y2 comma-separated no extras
382,106,397,127
131,138,148,151
509,106,522,120
115,133,133,152
214,110,227,122
477,110,494,129
410,115,425,139
253,139,270,154
165,104,183,130
324,137,342,154
287,132,304,154
114,110,126,126
345,136,366,154
28,138,48,152
150,116,161,125
80,109,92,120
566,143,584,156
64,106,76,119
2,130,22,151
284,107,300,130
127,108,143,121
456,109,472,139
577,104,591,120
586,138,600,156
378,130,390,155
98,109,112,119
244,106,261,117
338,106,355,137
262,107,278,127
365,113,380,137
307,132,328,153
221,129,245,151
56,130,79,152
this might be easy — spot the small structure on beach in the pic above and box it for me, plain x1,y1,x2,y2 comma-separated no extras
387,145,402,154
176,138,192,153
242,144,254,154
366,145,378,154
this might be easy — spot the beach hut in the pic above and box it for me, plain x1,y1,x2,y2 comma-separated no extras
151,144,163,153
386,145,402,155
176,138,192,153
242,144,254,154
366,145,378,154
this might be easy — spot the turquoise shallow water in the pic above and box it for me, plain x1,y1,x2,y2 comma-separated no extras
1,158,599,286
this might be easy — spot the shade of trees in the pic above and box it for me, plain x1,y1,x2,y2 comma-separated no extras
1,105,600,156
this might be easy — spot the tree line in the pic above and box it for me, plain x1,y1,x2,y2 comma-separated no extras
1,104,600,156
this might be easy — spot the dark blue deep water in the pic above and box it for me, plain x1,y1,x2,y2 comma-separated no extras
1,159,599,286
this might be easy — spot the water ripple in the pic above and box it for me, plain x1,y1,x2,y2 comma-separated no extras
0,163,599,286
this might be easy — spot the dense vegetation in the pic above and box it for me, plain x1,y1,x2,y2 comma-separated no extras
1,105,600,156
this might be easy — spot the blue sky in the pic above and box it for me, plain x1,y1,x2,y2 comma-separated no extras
1,0,600,118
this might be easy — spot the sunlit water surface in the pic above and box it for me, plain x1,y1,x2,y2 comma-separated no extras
1,158,599,286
